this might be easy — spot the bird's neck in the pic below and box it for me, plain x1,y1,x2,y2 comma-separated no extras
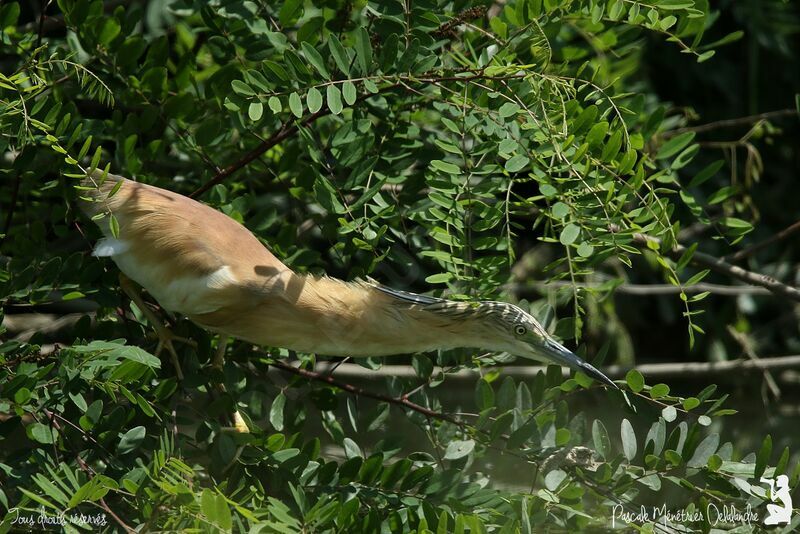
289,276,483,357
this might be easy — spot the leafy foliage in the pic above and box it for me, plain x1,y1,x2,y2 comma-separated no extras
1,0,799,531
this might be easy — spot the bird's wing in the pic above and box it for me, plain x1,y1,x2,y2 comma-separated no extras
371,284,447,306
80,173,290,315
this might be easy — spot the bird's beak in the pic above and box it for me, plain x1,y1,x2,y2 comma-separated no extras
532,337,618,389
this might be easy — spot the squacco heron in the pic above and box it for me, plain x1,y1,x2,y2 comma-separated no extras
78,172,617,423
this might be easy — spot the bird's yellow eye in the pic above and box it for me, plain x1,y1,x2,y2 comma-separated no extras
514,324,527,336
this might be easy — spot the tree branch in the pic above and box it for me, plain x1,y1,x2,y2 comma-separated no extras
43,409,136,534
308,355,800,381
725,219,800,263
189,70,527,198
666,108,798,136
511,281,770,296
624,228,800,303
267,358,464,426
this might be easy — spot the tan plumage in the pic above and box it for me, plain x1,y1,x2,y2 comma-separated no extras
79,172,616,387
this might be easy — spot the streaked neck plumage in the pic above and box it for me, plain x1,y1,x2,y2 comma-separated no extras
286,276,496,357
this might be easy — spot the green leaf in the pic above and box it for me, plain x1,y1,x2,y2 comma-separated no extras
326,84,343,115
248,102,263,121
69,391,88,412
592,420,611,459
665,449,682,466
444,440,475,460
658,0,694,9
754,434,772,479
306,87,323,113
662,405,677,422
620,419,637,461
707,454,722,471
431,160,460,174
625,369,644,392
118,426,146,455
278,0,303,25
301,42,330,79
551,202,569,219
601,130,623,162
687,433,719,468
342,81,357,106
0,2,21,28
28,422,57,444
202,489,233,529
540,184,558,198
498,102,520,118
585,122,608,148
328,36,351,75
576,242,594,258
708,185,736,205
559,223,580,245
697,50,715,63
14,387,32,404
289,92,303,118
270,392,286,431
425,272,453,284
98,18,121,45
657,132,696,159
354,27,373,75
231,80,255,96
682,397,700,410
475,379,494,410
505,154,529,172
112,345,161,368
689,160,724,187
649,383,670,399
109,213,120,239
685,269,710,287
268,96,282,114
341,438,361,460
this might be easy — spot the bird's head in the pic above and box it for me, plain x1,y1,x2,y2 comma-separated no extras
457,300,618,389
374,284,617,389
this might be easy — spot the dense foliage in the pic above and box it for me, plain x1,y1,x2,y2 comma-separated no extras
1,0,799,531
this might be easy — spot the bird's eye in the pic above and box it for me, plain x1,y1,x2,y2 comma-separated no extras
514,324,527,336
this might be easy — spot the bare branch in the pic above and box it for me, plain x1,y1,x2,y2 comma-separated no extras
666,108,798,137
726,219,800,263
511,281,770,296
308,355,800,381
623,228,800,303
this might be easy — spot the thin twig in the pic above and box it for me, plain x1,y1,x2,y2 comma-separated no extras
622,228,800,303
267,358,463,426
35,0,50,50
726,220,800,263
42,409,135,533
666,108,798,136
189,113,321,198
726,325,780,401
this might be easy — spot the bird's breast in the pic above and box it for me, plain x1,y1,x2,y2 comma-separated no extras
97,238,238,315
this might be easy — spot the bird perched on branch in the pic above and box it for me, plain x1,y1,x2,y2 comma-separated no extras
78,171,617,428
